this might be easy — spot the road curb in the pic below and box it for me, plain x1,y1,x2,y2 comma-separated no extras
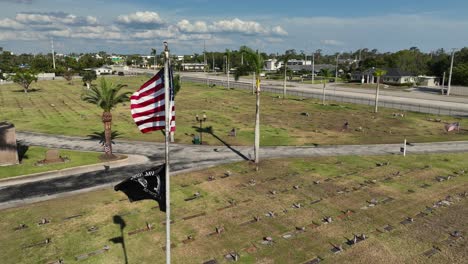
0,154,149,187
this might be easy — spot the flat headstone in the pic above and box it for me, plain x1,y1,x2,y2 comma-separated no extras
330,245,343,254
224,252,239,262
203,260,218,264
423,247,440,258
383,225,394,232
63,214,83,221
310,199,322,205
400,217,415,225
304,257,322,264
182,212,206,221
87,226,99,233
14,224,28,231
75,245,110,260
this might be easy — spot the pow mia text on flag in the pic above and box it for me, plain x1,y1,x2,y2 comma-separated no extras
114,164,166,212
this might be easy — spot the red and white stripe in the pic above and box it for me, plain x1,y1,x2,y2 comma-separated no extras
130,69,175,133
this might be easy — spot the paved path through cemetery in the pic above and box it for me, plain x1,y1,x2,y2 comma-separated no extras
1,131,467,209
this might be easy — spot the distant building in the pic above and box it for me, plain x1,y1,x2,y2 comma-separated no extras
110,56,124,64
351,68,417,85
418,76,439,87
181,63,206,71
85,66,112,76
264,59,282,71
288,64,336,74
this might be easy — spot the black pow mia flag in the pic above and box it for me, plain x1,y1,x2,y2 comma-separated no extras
114,164,166,212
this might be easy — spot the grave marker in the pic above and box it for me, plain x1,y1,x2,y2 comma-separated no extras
182,212,206,221
75,245,110,261
304,257,322,264
13,223,28,231
224,252,239,262
422,247,441,258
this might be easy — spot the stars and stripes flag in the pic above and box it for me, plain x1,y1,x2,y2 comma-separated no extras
130,68,175,133
445,122,460,132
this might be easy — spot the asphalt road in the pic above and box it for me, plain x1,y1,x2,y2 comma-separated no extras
179,72,468,116
1,131,467,209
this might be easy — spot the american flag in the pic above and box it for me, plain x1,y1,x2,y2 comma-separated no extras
130,68,175,133
445,122,460,132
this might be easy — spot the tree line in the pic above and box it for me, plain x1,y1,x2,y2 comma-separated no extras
1,46,467,85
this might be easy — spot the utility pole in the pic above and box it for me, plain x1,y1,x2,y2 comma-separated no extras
311,51,315,84
204,40,208,86
226,55,230,89
241,53,243,65
447,49,456,96
212,53,215,72
441,71,446,95
51,38,56,70
335,53,339,82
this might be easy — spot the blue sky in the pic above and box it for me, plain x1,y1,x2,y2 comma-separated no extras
0,0,467,55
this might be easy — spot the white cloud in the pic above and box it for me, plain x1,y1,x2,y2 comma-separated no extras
16,12,54,24
132,28,177,39
271,26,288,36
320,39,344,46
176,18,288,36
211,18,267,35
15,12,98,26
116,11,164,27
0,18,25,29
177,19,208,33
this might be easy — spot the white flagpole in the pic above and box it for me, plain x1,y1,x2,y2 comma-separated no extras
163,42,171,264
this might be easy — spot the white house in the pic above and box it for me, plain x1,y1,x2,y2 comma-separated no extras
85,66,112,76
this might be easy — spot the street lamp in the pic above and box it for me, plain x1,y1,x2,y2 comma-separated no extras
195,114,207,145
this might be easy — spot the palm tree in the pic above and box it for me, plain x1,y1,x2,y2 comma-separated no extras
151,48,157,69
240,46,264,171
82,78,131,159
373,68,387,113
320,68,332,105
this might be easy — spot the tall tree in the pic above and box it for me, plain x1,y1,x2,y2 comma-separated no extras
63,69,74,84
373,68,387,113
12,70,37,93
320,69,332,105
240,46,264,170
151,48,157,68
82,70,97,89
81,78,130,159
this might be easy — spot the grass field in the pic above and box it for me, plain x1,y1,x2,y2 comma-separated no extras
0,76,466,146
0,146,104,179
0,153,467,263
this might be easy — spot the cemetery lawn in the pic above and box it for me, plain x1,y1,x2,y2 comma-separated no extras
0,76,467,146
0,153,467,263
0,146,103,179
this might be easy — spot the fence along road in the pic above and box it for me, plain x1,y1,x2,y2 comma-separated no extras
181,76,468,117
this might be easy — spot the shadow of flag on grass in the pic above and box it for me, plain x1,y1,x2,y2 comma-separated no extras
114,164,166,212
